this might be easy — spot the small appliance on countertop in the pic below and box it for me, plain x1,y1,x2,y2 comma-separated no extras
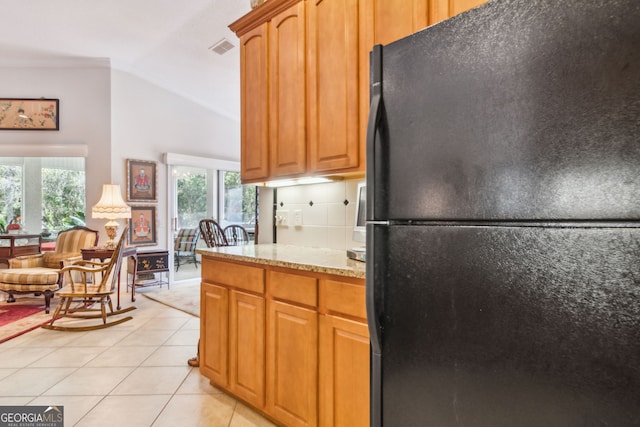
346,246,366,262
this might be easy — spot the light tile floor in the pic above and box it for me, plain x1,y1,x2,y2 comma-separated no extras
0,287,276,427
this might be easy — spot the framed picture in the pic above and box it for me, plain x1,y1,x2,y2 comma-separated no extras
0,98,59,130
127,159,157,202
129,205,157,246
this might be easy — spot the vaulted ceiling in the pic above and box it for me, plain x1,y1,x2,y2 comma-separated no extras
0,0,251,121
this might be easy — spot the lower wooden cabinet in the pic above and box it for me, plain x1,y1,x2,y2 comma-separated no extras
229,290,266,407
200,283,228,386
201,260,266,408
319,315,370,427
200,256,368,427
268,300,318,427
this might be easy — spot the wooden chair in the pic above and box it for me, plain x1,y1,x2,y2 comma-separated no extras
42,226,135,331
199,219,228,247
0,226,99,313
173,228,200,271
223,224,249,246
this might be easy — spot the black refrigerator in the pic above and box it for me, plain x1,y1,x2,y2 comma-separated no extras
365,0,640,426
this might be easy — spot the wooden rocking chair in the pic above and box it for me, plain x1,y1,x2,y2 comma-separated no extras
42,226,135,331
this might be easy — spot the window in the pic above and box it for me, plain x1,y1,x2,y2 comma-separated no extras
42,163,86,231
0,157,85,234
171,165,257,281
175,166,208,229
219,171,256,232
0,163,22,232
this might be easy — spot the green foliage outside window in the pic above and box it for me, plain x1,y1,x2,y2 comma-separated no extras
41,168,86,231
0,165,21,232
0,165,85,233
177,172,207,228
175,168,256,230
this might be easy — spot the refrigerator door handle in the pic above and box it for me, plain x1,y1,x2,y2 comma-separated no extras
367,44,383,221
366,223,384,427
366,223,383,354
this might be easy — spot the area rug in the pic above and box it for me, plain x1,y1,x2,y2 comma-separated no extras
0,305,44,326
141,283,200,317
0,299,55,344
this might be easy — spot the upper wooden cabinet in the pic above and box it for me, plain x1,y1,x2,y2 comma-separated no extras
429,0,487,25
366,0,429,46
231,0,487,183
239,24,269,182
232,0,309,184
269,2,307,177
307,0,361,174
232,0,364,183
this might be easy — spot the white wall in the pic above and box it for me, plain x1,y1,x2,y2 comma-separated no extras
274,178,365,250
0,62,240,249
110,70,240,249
0,61,112,235
257,186,274,244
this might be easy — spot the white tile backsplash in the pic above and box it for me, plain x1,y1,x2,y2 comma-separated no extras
302,203,327,226
327,202,347,226
324,181,348,203
274,178,364,250
327,226,349,250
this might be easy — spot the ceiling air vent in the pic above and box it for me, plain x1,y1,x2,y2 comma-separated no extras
209,38,235,55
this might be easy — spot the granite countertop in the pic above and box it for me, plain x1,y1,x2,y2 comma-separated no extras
196,244,366,279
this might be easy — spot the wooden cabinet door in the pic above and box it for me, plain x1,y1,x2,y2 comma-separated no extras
368,0,429,46
307,0,361,174
358,0,430,172
200,283,229,386
269,1,307,178
229,290,266,408
267,300,318,427
428,0,487,25
319,315,370,427
240,23,270,183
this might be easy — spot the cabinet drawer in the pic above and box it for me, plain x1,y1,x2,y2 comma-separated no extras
203,259,265,294
319,278,366,320
269,270,317,307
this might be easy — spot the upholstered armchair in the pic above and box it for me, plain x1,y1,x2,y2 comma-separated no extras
0,226,99,313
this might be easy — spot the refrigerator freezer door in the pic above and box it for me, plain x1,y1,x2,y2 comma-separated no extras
370,0,640,221
372,224,640,426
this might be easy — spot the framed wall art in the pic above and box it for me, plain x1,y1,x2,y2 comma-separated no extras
129,205,157,246
127,159,157,202
0,98,59,130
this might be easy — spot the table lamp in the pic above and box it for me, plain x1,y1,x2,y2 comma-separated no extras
92,184,131,249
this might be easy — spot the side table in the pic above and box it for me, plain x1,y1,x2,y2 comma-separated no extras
0,234,41,268
81,246,138,309
129,250,169,291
